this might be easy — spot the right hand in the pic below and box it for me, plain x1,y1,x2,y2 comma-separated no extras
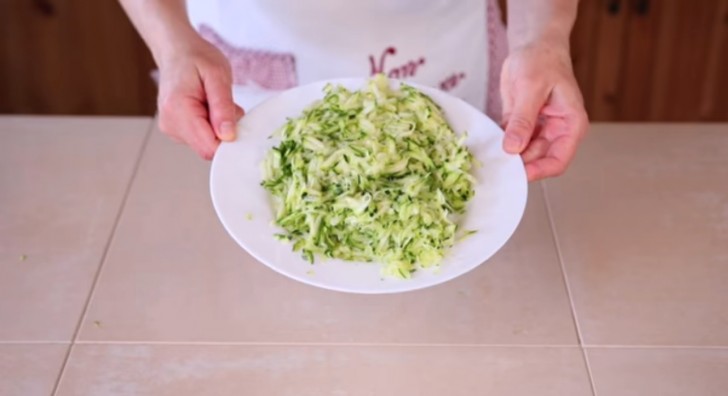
156,36,244,160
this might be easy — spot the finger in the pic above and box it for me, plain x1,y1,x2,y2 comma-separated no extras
202,67,237,142
185,116,220,160
157,119,184,144
235,104,245,121
528,84,589,182
525,156,566,182
160,116,218,160
161,94,220,160
525,131,579,181
503,86,550,154
521,136,550,164
157,97,193,145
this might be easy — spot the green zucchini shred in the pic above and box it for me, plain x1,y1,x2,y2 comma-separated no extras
261,74,475,279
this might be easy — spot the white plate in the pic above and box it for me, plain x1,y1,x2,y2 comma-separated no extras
211,78,527,294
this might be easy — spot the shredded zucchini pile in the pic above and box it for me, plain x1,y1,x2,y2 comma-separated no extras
261,75,475,278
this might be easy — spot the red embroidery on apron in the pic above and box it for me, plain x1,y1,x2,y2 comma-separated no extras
198,24,298,90
439,72,467,92
369,46,426,78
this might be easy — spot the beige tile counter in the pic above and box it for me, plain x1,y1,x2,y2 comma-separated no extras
1,116,726,395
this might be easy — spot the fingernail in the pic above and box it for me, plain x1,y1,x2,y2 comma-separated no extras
504,134,522,153
219,121,236,141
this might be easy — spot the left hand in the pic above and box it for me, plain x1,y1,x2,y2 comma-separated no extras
500,42,589,181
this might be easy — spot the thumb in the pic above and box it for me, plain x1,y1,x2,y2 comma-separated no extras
503,89,547,154
203,69,237,141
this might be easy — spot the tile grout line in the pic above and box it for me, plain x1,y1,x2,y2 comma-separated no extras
583,344,728,350
0,341,70,345
540,181,599,396
70,341,582,348
3,339,721,349
50,120,155,396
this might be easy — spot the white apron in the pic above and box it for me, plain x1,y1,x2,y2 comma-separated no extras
187,0,494,114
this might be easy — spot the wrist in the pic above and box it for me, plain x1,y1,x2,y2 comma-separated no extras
149,21,202,65
508,27,571,55
506,0,577,54
120,0,202,67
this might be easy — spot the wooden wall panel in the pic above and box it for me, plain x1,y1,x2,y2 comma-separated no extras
588,0,631,121
0,0,156,115
650,1,720,121
619,0,662,121
572,0,727,121
571,0,602,114
1,0,76,113
701,0,728,121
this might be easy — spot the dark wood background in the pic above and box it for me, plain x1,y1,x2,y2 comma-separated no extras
2,0,727,121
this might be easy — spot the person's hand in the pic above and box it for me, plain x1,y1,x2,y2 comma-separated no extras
156,36,244,160
500,42,588,181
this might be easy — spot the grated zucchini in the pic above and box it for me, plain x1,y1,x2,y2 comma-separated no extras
261,75,475,278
